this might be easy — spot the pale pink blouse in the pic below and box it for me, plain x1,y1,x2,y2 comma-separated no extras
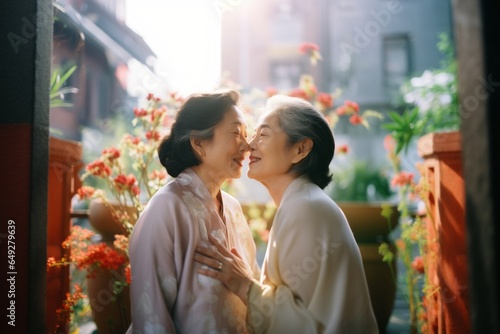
128,168,259,334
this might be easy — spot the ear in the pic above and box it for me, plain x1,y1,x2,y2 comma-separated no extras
291,138,313,164
190,137,205,157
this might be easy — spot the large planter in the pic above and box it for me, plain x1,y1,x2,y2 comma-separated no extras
338,202,399,333
88,199,138,242
47,136,83,333
86,265,131,334
417,131,469,333
87,200,136,332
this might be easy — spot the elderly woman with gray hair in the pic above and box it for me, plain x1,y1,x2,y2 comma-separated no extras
195,95,378,333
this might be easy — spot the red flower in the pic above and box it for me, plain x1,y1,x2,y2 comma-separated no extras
102,147,121,160
344,100,359,113
133,107,148,117
298,42,320,54
266,87,278,97
146,93,155,101
336,106,347,116
384,134,396,153
336,144,349,154
150,105,168,123
150,170,167,180
86,160,111,178
124,134,141,146
289,88,309,100
125,265,131,284
114,174,138,192
391,171,414,187
349,114,363,125
77,186,96,200
411,256,425,274
317,93,333,109
146,130,161,141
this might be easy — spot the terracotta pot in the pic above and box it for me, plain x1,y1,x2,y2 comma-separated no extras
359,243,397,333
339,202,399,333
338,202,399,243
86,265,131,334
88,199,138,241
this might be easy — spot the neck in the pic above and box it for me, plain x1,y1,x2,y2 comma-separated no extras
190,166,224,201
260,174,297,208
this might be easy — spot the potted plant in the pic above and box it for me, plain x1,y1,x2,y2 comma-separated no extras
47,93,179,333
378,33,466,334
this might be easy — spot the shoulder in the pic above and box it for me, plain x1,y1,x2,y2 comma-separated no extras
277,182,346,229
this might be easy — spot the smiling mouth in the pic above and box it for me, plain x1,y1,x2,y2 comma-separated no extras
249,156,261,165
233,158,244,166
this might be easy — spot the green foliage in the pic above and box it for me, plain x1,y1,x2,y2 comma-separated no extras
330,161,393,202
383,33,460,154
50,64,79,108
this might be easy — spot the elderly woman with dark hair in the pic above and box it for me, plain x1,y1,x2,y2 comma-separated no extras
195,95,378,333
128,89,260,333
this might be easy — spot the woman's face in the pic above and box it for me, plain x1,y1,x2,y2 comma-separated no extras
247,114,297,184
200,106,249,180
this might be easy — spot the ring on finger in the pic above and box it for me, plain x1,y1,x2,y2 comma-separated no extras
217,261,223,271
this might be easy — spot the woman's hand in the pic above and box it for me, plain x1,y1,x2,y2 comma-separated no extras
194,234,255,304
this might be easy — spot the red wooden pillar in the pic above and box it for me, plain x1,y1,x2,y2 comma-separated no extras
46,137,83,333
417,131,470,334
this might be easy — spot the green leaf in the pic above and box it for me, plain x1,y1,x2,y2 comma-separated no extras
51,65,77,94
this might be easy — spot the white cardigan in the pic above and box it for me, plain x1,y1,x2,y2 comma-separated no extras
247,176,378,333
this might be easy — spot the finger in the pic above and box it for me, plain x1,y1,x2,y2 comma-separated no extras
208,234,232,257
195,245,219,259
194,253,220,269
197,268,224,281
230,247,243,259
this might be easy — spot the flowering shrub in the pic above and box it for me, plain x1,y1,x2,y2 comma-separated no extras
47,93,180,332
378,33,459,334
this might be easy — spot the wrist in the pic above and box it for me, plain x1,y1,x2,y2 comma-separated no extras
237,278,254,305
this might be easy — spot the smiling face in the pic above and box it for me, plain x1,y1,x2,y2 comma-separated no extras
197,105,249,181
247,114,303,187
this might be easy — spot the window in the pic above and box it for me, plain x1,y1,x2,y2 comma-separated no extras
383,35,412,100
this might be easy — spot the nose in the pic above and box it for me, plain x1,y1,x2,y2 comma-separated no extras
240,137,250,152
248,136,257,151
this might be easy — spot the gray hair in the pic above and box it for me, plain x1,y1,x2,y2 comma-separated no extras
261,95,335,189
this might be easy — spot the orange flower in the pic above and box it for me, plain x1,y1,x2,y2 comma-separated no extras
102,147,121,160
349,114,363,125
150,170,167,180
125,265,131,284
146,130,161,141
289,88,309,100
114,174,138,193
266,87,278,97
85,159,111,177
411,256,425,273
317,92,333,109
133,107,148,117
383,134,396,153
391,171,414,187
298,42,320,53
344,100,359,113
77,186,96,200
336,106,347,116
336,144,349,154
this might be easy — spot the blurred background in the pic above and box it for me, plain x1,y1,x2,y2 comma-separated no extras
50,0,454,203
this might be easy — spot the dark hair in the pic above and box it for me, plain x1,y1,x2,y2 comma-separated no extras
264,95,335,189
158,89,240,177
